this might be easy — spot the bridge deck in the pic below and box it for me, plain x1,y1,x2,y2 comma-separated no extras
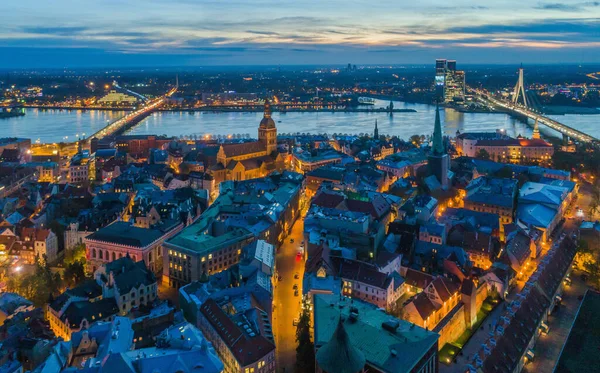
472,89,598,143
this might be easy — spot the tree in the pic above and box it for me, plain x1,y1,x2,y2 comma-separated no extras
64,243,87,266
63,261,87,288
476,149,490,160
409,134,422,147
8,256,63,307
295,308,316,373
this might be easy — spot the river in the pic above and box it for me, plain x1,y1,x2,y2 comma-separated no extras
2,99,597,143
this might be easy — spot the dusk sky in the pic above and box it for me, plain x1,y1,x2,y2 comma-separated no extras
1,0,600,68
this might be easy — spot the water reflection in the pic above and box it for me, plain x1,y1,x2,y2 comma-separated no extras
4,101,598,144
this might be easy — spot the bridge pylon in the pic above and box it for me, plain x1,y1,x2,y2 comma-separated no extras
513,65,528,108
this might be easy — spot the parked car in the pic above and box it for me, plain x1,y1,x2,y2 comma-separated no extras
294,289,299,297
294,272,300,279
293,284,298,290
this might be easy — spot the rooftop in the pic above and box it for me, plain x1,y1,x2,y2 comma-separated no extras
86,221,169,248
314,294,438,373
465,176,517,208
199,298,275,367
519,181,569,207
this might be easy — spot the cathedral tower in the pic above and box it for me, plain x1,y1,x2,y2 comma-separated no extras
258,99,277,154
428,104,450,189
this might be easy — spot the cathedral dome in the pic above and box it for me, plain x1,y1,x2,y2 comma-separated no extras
260,117,276,129
259,99,276,129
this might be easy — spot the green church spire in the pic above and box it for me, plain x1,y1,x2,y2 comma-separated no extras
432,104,444,155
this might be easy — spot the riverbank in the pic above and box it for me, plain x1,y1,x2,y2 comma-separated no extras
24,105,135,111
157,107,417,113
542,106,600,115
0,111,25,119
23,105,416,114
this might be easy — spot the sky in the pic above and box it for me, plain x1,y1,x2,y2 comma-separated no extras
1,0,599,68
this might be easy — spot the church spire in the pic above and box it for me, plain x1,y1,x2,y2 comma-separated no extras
374,119,379,139
532,118,540,139
263,98,272,119
432,104,444,155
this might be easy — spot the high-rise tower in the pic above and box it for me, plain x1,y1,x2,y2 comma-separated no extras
258,99,278,154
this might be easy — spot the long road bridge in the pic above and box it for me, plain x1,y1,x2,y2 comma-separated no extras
87,87,176,140
470,87,598,144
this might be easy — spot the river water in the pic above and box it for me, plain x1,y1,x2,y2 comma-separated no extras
2,99,597,143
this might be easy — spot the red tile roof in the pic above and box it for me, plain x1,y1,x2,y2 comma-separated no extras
311,191,345,209
332,257,390,289
221,142,266,157
518,139,552,147
411,292,438,320
199,298,275,367
404,269,434,289
20,227,52,242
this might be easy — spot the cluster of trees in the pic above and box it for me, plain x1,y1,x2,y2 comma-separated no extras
6,244,88,307
574,240,600,289
588,186,600,218
6,257,62,307
552,146,600,178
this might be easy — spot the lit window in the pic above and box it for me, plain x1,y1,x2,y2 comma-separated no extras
208,254,213,260
202,257,206,262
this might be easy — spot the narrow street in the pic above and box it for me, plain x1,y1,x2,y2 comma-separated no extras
273,218,305,372
524,270,587,373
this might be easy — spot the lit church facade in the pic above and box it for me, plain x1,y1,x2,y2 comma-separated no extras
210,100,286,182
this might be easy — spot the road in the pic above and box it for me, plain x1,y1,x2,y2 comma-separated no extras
273,218,305,372
471,88,597,143
576,182,600,222
523,270,587,373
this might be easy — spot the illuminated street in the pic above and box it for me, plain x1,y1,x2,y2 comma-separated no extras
273,218,305,372
523,270,587,373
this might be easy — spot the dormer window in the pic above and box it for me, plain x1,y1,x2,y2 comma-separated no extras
317,267,326,278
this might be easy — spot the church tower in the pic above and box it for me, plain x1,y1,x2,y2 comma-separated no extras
258,99,277,155
428,104,450,190
374,120,379,139
532,118,541,139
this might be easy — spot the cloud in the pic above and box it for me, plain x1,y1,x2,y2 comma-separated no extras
246,30,280,36
20,26,89,36
535,1,600,10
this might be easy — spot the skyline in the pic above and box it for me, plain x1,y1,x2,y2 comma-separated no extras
1,0,600,68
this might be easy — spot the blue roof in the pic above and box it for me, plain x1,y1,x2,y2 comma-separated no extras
519,182,568,207
517,204,557,230
538,178,576,194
